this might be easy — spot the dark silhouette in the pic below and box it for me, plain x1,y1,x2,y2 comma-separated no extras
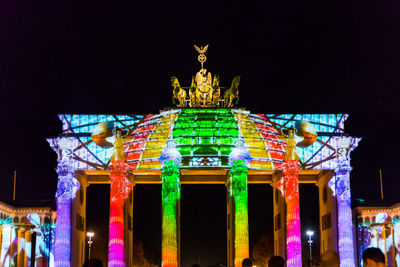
192,264,201,267
242,258,253,267
268,256,285,267
362,247,385,266
320,251,340,267
252,233,274,266
82,258,103,267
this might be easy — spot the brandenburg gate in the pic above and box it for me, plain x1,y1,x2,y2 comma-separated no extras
48,46,360,267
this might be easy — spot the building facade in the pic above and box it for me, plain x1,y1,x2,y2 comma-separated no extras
355,203,400,266
0,201,56,267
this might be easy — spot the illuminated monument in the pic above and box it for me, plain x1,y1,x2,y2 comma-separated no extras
47,45,362,267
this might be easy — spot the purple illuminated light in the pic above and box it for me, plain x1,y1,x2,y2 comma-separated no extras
329,137,360,267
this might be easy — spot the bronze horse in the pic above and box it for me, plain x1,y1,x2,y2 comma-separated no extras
223,76,240,107
171,77,187,107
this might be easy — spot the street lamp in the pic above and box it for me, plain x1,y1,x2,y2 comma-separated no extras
87,232,95,260
306,230,314,267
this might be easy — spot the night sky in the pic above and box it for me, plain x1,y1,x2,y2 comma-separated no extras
1,0,400,266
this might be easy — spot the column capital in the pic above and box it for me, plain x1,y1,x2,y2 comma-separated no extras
56,159,80,202
160,139,182,166
229,137,251,166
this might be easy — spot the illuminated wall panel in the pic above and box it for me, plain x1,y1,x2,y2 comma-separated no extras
49,114,143,170
266,114,348,169
276,160,302,267
138,112,178,170
173,109,239,168
50,112,353,171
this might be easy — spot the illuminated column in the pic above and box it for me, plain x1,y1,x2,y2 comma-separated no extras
107,132,133,267
17,228,25,267
160,139,182,267
276,131,302,267
108,161,132,267
226,181,234,267
24,230,31,267
328,138,357,267
54,140,80,267
228,137,251,267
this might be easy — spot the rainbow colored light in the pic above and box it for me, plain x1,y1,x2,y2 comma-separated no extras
329,139,358,267
108,161,132,267
47,112,361,266
55,151,79,267
277,159,302,267
54,200,71,267
228,137,251,267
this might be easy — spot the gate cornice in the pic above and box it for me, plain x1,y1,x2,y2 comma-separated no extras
79,169,326,184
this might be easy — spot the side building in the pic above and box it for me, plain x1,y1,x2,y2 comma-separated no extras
0,201,56,267
355,203,400,266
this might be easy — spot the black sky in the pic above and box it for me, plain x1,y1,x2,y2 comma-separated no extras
1,0,400,266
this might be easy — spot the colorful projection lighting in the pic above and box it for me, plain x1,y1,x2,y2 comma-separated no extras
108,161,131,267
276,132,302,267
55,140,80,267
329,138,357,267
160,139,182,267
228,137,251,267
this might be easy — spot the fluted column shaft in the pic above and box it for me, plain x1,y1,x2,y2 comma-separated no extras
24,230,31,267
161,160,181,267
329,155,356,267
108,161,132,267
277,160,302,267
54,158,79,267
229,160,249,267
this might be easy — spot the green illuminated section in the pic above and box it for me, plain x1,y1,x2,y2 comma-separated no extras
161,160,180,267
229,160,249,266
172,109,239,167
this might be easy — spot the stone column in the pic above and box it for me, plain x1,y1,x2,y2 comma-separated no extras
160,138,182,267
108,161,132,267
328,137,359,267
24,230,31,267
107,133,133,267
17,228,25,267
228,137,251,267
275,131,302,267
10,227,18,267
0,225,2,260
54,140,80,267
226,178,235,267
